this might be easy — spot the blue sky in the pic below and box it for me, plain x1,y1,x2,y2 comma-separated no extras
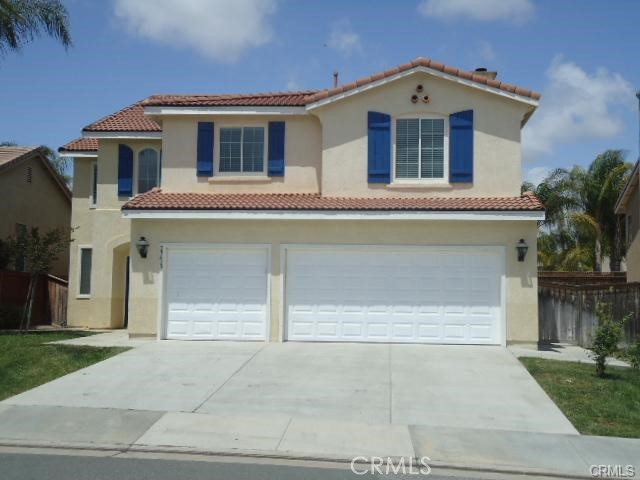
1,0,638,184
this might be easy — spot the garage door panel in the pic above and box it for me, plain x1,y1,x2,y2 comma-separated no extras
164,247,268,341
286,246,502,345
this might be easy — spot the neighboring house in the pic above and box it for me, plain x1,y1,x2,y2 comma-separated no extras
0,146,71,278
615,161,639,281
59,57,544,345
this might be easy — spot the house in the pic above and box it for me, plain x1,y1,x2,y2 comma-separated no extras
59,57,544,345
615,161,640,281
0,146,71,278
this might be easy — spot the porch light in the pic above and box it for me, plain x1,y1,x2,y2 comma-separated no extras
136,236,150,259
516,238,528,262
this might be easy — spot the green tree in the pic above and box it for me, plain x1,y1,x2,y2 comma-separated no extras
7,227,69,331
0,0,71,57
524,150,632,271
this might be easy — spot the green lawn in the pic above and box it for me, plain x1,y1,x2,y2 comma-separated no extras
521,357,640,438
0,331,128,401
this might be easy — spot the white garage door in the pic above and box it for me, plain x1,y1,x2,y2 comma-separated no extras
164,246,268,340
285,246,503,345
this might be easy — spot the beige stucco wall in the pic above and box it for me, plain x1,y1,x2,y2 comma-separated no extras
67,137,159,329
159,115,321,193
128,219,538,344
623,186,640,282
0,155,70,277
313,72,531,198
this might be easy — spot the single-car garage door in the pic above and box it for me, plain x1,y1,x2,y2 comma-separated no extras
164,246,268,340
285,246,503,345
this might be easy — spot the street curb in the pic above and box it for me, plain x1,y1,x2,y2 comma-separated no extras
0,439,599,479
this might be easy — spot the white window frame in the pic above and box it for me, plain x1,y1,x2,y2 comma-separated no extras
132,146,161,195
391,114,449,184
77,245,93,299
90,160,98,208
215,122,268,176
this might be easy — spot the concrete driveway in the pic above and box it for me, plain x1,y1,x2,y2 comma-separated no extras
2,341,577,434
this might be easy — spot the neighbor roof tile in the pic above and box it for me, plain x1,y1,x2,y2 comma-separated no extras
58,137,98,152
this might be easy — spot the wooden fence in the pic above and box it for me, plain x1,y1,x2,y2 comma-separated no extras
0,270,68,326
538,272,640,347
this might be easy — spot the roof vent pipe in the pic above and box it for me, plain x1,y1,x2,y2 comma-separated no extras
333,71,339,88
474,67,498,80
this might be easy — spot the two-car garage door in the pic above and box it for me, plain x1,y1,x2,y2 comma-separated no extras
163,245,503,344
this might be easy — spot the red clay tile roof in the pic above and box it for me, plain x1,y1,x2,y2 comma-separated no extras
123,189,544,212
58,137,98,152
143,91,318,107
83,101,161,132
307,57,541,104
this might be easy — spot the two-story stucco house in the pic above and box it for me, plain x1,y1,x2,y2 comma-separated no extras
59,57,544,346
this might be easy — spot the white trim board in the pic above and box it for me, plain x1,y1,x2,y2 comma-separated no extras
82,131,162,140
122,209,544,221
59,151,97,158
306,66,540,110
144,106,308,116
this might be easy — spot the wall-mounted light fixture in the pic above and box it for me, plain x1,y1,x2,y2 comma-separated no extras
136,236,150,259
516,238,528,262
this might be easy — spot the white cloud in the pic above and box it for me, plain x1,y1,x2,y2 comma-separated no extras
286,78,301,90
418,0,534,24
523,56,634,161
114,0,277,63
524,166,551,186
326,19,362,56
478,40,496,62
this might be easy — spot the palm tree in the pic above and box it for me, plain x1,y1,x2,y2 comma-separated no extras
524,150,632,272
0,0,71,57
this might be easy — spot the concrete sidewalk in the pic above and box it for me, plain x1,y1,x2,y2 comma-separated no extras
0,404,637,478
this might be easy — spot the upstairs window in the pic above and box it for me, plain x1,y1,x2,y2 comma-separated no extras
219,126,265,174
137,148,160,193
395,117,447,180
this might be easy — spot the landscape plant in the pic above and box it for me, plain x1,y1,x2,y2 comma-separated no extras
590,303,629,377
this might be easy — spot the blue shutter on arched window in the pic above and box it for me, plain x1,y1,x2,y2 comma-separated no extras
268,121,285,176
197,122,214,177
117,144,133,196
449,110,474,183
367,111,391,183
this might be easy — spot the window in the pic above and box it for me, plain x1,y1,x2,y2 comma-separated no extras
395,117,446,180
26,166,32,183
137,149,160,193
91,161,98,207
79,248,92,296
219,126,265,174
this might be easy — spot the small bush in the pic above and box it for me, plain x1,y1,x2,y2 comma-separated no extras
0,304,23,330
626,340,640,370
590,304,629,377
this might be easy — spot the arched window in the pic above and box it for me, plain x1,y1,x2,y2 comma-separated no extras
137,149,159,193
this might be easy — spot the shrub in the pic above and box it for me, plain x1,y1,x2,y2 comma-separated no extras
590,304,629,377
626,339,640,370
0,304,23,330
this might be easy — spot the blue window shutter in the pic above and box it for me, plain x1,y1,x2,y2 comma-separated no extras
117,144,133,196
197,122,214,177
268,121,285,176
367,111,391,183
449,110,474,183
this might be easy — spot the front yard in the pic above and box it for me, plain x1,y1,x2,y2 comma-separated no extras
0,331,128,401
521,358,640,438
